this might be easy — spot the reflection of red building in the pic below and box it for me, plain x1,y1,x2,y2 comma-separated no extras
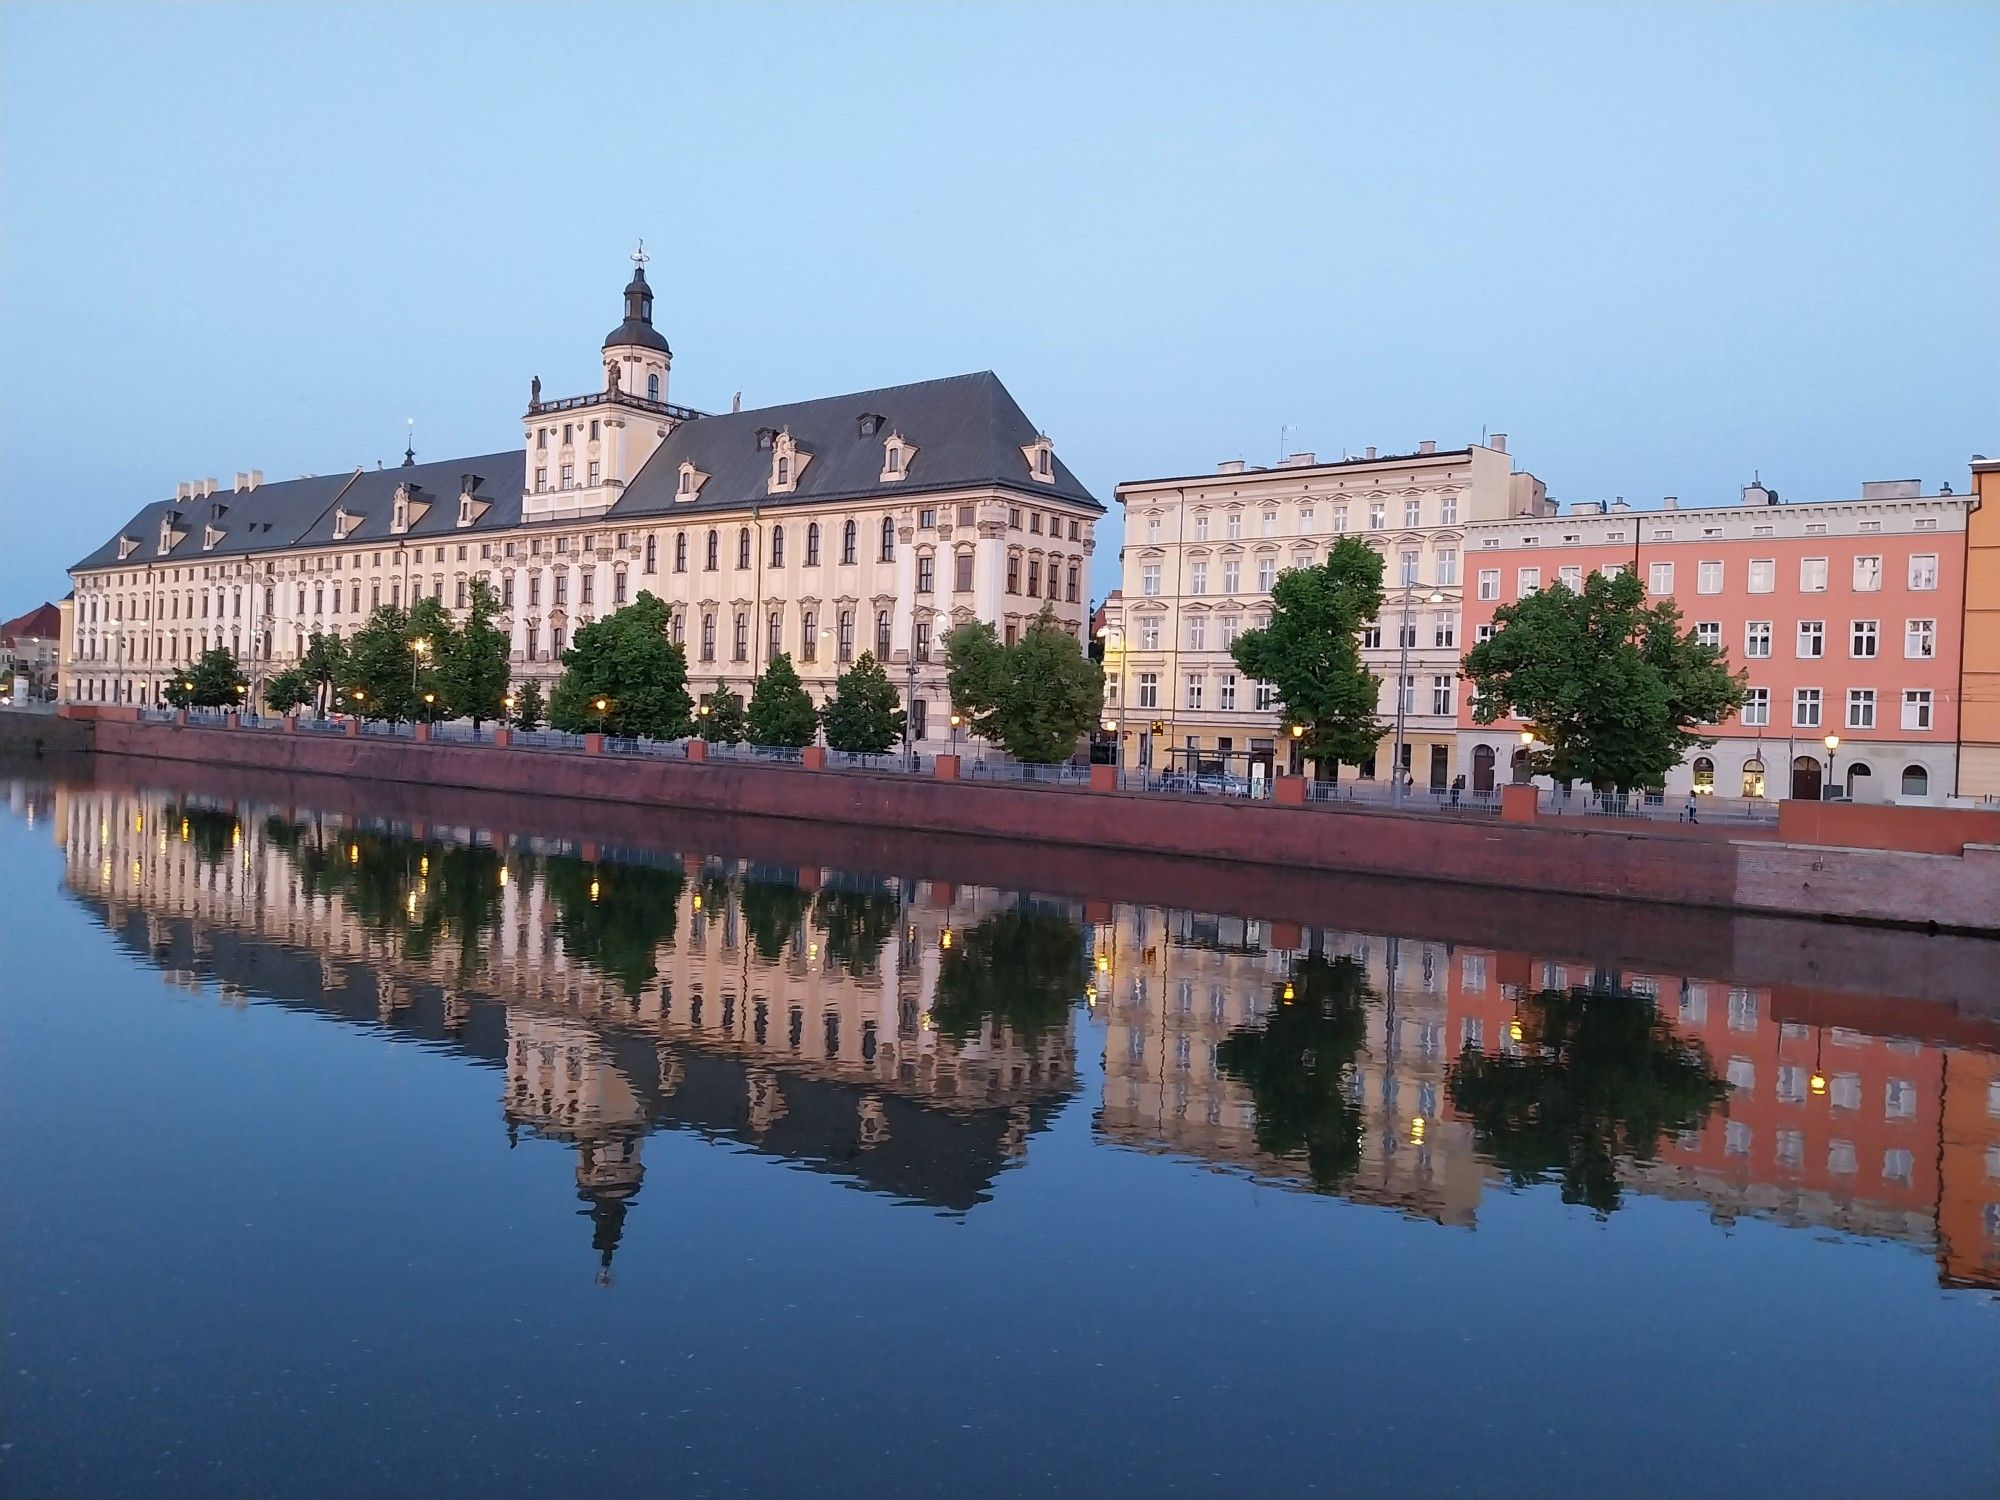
1443,948,2000,1285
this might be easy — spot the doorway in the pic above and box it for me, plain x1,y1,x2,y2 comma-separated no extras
1790,754,1822,801
1472,744,1496,793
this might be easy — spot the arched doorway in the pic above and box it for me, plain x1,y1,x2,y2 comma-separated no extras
1510,747,1532,784
1790,754,1822,801
1691,756,1715,795
1845,763,1871,800
1472,744,1496,792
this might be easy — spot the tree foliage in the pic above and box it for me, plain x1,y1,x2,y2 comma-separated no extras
1229,537,1386,775
745,652,818,748
696,680,746,744
511,679,545,732
545,856,685,997
818,651,905,752
1447,980,1729,1213
930,905,1087,1044
1214,954,1372,1191
548,592,694,739
162,647,245,708
740,875,813,961
263,666,314,716
299,631,348,718
435,577,511,726
1462,570,1746,792
943,605,1102,763
812,881,898,978
337,605,422,721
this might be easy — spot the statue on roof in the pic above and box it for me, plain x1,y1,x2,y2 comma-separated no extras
530,374,541,406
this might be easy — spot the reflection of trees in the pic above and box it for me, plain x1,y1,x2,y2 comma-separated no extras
165,804,242,867
930,906,1085,1044
1214,954,1371,1192
739,876,812,962
273,821,502,968
812,882,898,978
547,858,685,996
1446,984,1729,1213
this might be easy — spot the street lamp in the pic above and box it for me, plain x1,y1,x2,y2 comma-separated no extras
1823,733,1840,799
948,710,962,752
903,657,919,770
1389,587,1446,804
593,695,611,732
422,690,436,723
410,635,430,694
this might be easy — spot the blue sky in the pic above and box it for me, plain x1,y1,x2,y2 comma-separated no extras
3,0,1993,610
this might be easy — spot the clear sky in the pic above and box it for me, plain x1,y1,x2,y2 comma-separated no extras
3,0,1993,611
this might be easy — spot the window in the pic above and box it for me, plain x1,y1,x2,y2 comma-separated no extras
1145,515,1161,543
1215,559,1239,595
1793,688,1822,728
1900,764,1929,796
1475,622,1495,643
1799,557,1827,592
954,551,973,592
1908,553,1937,590
1745,620,1772,658
534,466,547,492
1901,690,1933,731
1694,622,1720,649
1219,673,1237,711
1518,567,1541,595
1853,555,1882,591
1189,561,1208,595
1692,755,1715,793
737,528,752,569
1884,1079,1917,1120
1367,500,1385,529
1905,618,1935,658
1850,619,1878,658
880,517,895,562
1220,613,1240,646
841,519,857,565
805,523,821,566
1697,561,1723,594
1435,547,1458,585
771,526,785,567
1431,674,1454,715
700,611,716,662
1846,688,1875,730
1433,612,1456,648
1186,615,1207,650
732,611,749,661
1362,622,1382,650
914,618,932,661
1008,553,1023,594
705,530,718,570
801,608,817,661
1137,672,1159,709
1226,512,1242,541
1648,562,1673,595
587,461,600,486
1400,550,1420,587
767,610,782,660
1257,558,1276,591
837,609,854,662
554,573,568,607
1140,563,1162,597
1138,616,1161,650
917,555,935,594
1797,620,1824,658
1477,568,1500,601
875,610,892,659
1748,559,1775,593
1185,674,1204,710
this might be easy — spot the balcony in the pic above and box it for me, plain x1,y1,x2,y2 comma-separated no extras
527,389,706,423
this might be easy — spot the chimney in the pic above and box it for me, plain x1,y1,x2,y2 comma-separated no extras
1364,446,1377,460
1610,497,1629,511
247,469,262,492
176,481,192,501
1283,452,1316,468
1489,433,1508,454
1417,439,1437,455
732,391,743,414
1216,459,1247,474
234,471,250,491
1661,496,1677,510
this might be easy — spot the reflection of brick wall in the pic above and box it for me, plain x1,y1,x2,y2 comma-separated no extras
1939,1050,2000,1288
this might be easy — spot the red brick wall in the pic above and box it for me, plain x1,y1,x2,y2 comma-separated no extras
1777,799,2000,856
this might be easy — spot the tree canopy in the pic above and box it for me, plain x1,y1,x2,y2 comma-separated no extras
263,666,314,716
337,605,424,721
1229,537,1386,775
943,605,1102,763
510,679,546,731
818,651,904,752
929,906,1087,1044
548,593,693,739
1462,570,1745,792
162,647,245,709
434,577,511,726
745,652,818,747
299,631,348,717
1447,980,1729,1213
545,856,685,997
696,680,746,744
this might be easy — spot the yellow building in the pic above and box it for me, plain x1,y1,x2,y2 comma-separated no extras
1959,456,2000,798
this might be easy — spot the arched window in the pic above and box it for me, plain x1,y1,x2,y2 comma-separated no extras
1691,756,1715,795
1900,764,1929,798
879,516,896,562
705,530,718,570
1741,757,1766,799
646,373,660,401
771,525,785,567
644,535,658,574
875,609,892,659
1472,744,1496,792
806,522,821,566
841,519,858,565
737,528,752,570
1846,763,1871,799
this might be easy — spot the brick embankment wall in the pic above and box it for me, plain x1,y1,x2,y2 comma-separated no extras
82,719,2000,933
0,709,92,756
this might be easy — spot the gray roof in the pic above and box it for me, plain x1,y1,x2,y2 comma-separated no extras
70,371,1097,574
610,370,1101,518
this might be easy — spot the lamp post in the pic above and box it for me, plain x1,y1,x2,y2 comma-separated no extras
422,690,436,724
949,711,962,753
1823,733,1840,799
904,656,918,770
594,695,611,733
1390,586,1446,804
410,635,430,696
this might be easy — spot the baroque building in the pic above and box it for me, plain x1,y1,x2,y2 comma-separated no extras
61,253,1101,746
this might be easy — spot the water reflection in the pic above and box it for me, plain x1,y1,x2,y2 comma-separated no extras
44,779,2000,1291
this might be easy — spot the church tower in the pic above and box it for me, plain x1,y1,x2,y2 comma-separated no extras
521,244,688,522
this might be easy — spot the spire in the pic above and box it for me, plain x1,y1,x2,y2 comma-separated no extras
402,417,415,467
603,245,670,356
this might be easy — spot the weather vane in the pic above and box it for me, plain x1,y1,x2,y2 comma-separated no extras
631,238,649,268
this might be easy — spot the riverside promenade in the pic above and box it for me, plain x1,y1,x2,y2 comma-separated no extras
53,705,2000,933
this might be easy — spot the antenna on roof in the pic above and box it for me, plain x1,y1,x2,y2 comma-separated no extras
403,417,416,467
1278,424,1294,464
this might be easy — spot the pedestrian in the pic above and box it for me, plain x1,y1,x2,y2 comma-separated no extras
1450,773,1464,808
1684,794,1699,825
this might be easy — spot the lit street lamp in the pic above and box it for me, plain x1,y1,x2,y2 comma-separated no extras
1823,733,1840,799
410,635,431,694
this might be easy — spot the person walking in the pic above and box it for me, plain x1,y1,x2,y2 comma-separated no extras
1683,794,1699,825
1450,773,1464,809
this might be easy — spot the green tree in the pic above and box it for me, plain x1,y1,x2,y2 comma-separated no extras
740,875,813,961
818,651,905,752
162,646,246,708
547,592,694,739
512,679,545,731
745,652,817,748
811,881,898,978
930,905,1086,1044
435,577,510,727
1462,570,1745,793
1214,953,1373,1192
300,631,348,718
696,679,746,744
338,605,418,721
264,666,314,716
1229,537,1386,778
1447,980,1729,1213
943,605,1102,763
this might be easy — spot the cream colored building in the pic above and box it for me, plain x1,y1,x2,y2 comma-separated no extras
1109,439,1548,783
63,253,1100,747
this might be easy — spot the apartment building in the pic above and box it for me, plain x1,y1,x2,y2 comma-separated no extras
1110,438,1548,781
1456,480,1970,802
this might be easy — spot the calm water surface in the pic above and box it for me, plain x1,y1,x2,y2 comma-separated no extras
2,766,1996,1500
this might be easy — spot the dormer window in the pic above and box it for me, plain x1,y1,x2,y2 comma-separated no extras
202,524,225,551
333,508,360,541
392,494,409,534
880,430,917,482
768,429,809,495
755,427,778,452
1022,435,1056,484
676,460,708,502
857,412,884,438
118,536,140,560
776,456,790,485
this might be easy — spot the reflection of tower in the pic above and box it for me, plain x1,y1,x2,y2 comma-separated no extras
576,1137,645,1288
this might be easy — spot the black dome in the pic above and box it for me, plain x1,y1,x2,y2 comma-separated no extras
603,264,669,355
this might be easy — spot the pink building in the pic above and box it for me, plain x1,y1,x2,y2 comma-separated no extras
1455,480,1970,803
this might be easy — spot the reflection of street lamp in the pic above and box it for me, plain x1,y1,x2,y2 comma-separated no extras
1389,587,1446,804
1823,733,1840,798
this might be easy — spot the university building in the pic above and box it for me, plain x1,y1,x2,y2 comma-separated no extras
60,254,1101,747
1108,438,1549,780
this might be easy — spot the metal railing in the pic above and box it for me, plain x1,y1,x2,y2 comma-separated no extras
298,718,343,734
512,728,587,751
358,720,413,739
703,742,806,764
526,390,706,422
604,735,690,758
1537,788,1777,826
966,759,1091,786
